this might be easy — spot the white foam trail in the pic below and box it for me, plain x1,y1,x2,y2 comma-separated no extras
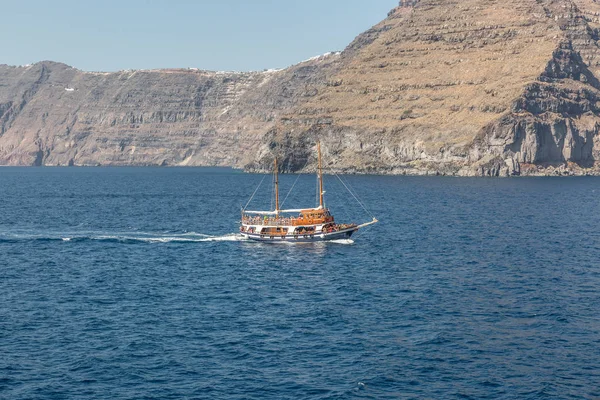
179,232,211,237
90,232,247,243
128,233,247,243
0,230,246,244
198,233,247,242
329,239,354,245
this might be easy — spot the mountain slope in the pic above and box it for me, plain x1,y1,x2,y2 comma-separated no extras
0,58,339,167
2,0,600,176
256,0,600,176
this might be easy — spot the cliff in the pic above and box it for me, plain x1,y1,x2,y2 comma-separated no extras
0,59,338,167
3,0,600,176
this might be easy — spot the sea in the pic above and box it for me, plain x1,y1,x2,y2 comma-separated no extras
1,167,599,399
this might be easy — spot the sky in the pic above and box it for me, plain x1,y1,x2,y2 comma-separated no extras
0,0,399,72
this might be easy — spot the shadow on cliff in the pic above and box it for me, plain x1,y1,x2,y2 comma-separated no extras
470,40,600,175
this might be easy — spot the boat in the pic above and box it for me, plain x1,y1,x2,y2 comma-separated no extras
240,142,378,242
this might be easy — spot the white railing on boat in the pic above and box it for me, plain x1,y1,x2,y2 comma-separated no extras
242,216,298,226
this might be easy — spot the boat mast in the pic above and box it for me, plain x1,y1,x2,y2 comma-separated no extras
274,157,280,214
318,141,324,208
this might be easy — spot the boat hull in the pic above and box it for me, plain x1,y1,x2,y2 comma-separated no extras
242,227,357,242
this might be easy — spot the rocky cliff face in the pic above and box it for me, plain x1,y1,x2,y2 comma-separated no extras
3,0,600,176
0,58,339,167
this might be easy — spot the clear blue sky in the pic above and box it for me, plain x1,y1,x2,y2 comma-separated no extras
1,0,398,72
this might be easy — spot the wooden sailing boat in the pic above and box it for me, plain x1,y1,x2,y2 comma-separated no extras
240,142,378,242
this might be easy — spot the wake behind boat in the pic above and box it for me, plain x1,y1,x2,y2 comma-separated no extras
240,142,377,242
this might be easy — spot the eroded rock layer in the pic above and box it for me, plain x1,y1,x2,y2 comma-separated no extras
2,0,600,176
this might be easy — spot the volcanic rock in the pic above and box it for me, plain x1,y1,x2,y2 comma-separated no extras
3,0,600,176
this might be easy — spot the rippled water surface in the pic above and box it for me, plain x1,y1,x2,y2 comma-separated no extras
2,167,600,399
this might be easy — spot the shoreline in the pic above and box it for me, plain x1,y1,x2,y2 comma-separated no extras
2,164,599,177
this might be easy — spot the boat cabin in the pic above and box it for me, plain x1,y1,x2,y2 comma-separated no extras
293,226,315,234
261,227,288,235
293,209,334,226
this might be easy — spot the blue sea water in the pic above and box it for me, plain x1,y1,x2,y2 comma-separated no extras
1,167,600,399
